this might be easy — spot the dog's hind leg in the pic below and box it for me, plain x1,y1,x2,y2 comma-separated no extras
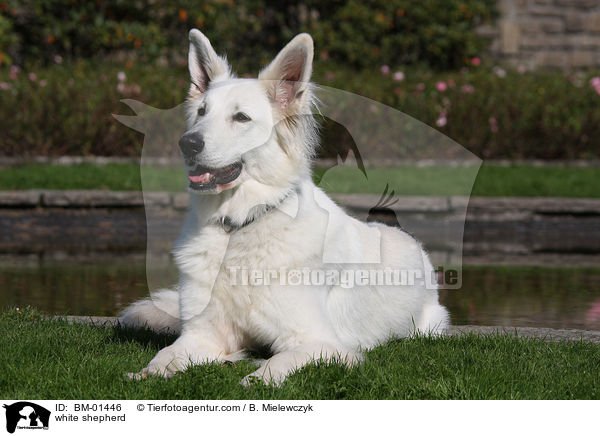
119,288,181,334
241,343,361,387
416,301,450,335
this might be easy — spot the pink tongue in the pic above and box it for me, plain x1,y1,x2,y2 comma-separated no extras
189,173,212,183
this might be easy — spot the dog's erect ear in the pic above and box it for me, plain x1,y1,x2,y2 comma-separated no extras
188,29,230,93
259,33,313,111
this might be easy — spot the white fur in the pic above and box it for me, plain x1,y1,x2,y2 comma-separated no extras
120,30,449,385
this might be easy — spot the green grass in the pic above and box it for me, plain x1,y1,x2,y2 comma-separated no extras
1,163,600,197
1,307,599,399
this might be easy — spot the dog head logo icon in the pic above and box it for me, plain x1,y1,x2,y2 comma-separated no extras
3,402,50,433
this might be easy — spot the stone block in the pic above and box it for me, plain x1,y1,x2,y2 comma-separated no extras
0,190,41,207
541,18,565,33
519,20,541,35
570,50,595,67
565,12,585,32
42,190,144,207
567,34,600,47
172,193,190,210
500,20,521,54
585,13,600,33
527,5,565,16
143,192,171,207
535,51,569,68
554,0,596,7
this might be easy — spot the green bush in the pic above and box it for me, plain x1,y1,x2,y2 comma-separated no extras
310,0,496,69
1,61,599,159
0,0,495,71
0,61,187,156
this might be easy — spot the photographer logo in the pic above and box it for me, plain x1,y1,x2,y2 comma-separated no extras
3,402,50,433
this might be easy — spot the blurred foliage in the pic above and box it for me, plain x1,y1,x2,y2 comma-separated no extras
311,0,496,69
0,0,598,159
322,66,600,159
1,61,599,158
0,0,495,70
0,61,188,156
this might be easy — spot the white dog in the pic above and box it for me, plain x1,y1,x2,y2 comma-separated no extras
120,29,449,385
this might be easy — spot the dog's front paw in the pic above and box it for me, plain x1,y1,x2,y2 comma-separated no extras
125,364,176,380
126,346,190,380
241,366,288,387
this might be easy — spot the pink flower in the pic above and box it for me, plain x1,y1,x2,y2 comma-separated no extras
436,110,448,127
489,117,499,133
9,65,19,80
380,65,390,75
416,82,425,91
492,66,506,78
461,84,475,94
28,72,37,81
117,82,126,93
435,81,447,92
117,71,126,82
0,81,12,91
39,79,47,87
518,65,527,74
590,76,600,95
590,77,600,95
471,57,481,66
54,55,63,64
393,71,405,81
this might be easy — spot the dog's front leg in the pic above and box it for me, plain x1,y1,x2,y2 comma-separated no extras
128,311,228,379
130,230,235,380
241,343,361,386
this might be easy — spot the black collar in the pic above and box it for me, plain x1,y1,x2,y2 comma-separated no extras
209,185,300,233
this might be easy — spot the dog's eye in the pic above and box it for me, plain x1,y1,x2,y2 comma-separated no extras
197,105,206,116
233,112,251,122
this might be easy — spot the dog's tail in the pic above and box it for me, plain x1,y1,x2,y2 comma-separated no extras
119,288,181,334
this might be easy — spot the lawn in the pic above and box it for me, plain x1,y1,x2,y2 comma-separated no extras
0,163,599,197
1,307,599,399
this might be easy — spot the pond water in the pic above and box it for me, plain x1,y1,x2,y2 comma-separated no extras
1,257,600,331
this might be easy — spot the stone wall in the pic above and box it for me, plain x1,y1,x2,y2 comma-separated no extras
481,0,600,69
1,190,600,266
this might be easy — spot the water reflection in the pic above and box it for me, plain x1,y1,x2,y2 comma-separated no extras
0,258,175,317
1,259,599,330
440,266,600,330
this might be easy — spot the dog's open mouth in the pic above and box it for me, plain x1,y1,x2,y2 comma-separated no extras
188,162,243,191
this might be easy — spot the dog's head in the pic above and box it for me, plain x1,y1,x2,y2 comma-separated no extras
181,29,317,194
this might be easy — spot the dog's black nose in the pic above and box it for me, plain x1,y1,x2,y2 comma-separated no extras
178,132,204,158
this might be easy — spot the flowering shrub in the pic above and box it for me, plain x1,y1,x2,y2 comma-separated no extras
0,61,599,159
320,65,600,159
0,61,187,156
309,0,496,69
